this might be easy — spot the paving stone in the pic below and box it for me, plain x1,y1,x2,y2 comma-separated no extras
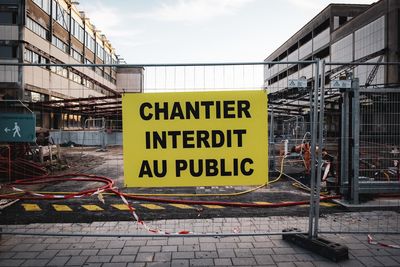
199,243,216,251
92,240,111,249
350,249,373,257
36,249,59,259
194,251,218,259
178,244,200,252
124,240,146,247
234,248,252,257
273,247,297,254
102,263,128,267
11,244,33,251
0,259,25,266
272,254,298,262
98,248,122,255
162,246,178,252
254,255,274,265
147,239,168,246
294,262,315,267
12,251,40,259
86,255,112,263
146,262,171,267
170,259,189,267
135,252,154,262
215,242,237,249
108,240,126,249
21,259,50,266
294,253,315,262
80,249,99,256
154,252,172,261
214,258,232,266
46,243,70,250
27,244,48,251
277,263,296,267
357,256,384,266
217,248,235,258
231,257,257,265
375,256,400,266
172,251,195,259
47,256,71,266
183,238,199,245
111,255,136,262
313,261,341,267
237,242,253,248
57,249,81,256
168,238,184,245
189,258,214,266
0,252,16,259
69,242,93,249
251,248,274,255
65,255,88,266
339,259,365,267
127,263,146,267
139,246,162,252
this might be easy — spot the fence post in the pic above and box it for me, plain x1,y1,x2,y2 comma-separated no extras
314,59,326,237
351,78,360,204
308,59,320,238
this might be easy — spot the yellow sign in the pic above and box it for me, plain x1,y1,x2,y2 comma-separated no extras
122,90,268,188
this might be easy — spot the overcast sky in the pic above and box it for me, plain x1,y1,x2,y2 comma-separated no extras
78,0,377,64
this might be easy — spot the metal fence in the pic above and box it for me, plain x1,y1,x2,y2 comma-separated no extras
0,61,399,240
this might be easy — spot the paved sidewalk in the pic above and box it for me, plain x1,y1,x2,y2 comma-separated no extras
1,213,400,266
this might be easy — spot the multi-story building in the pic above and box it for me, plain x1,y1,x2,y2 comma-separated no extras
264,0,400,94
0,0,142,129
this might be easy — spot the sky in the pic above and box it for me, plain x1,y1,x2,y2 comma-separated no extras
78,0,377,64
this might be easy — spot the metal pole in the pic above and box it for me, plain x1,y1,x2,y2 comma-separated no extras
308,60,319,238
351,78,360,204
314,60,326,237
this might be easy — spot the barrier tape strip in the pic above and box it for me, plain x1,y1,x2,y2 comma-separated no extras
368,234,400,249
8,179,192,236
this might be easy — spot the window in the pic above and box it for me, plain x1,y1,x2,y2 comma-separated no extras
0,10,17,24
52,35,68,53
85,32,95,51
96,43,104,60
70,48,82,62
26,16,48,39
33,0,50,14
24,49,48,66
52,0,69,30
69,71,82,84
0,45,17,59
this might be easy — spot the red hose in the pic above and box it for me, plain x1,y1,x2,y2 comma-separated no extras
0,173,340,208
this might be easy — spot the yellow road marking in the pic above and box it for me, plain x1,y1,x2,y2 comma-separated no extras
253,201,272,205
202,205,224,209
111,204,134,211
22,204,41,211
141,204,165,210
169,204,194,209
52,204,72,211
81,205,104,211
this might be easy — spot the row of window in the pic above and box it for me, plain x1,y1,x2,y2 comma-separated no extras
24,48,115,89
31,0,115,63
26,16,48,39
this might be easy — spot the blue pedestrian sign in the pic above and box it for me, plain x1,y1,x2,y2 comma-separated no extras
0,113,36,142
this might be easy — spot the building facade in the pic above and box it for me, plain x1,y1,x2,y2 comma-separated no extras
264,0,400,93
0,0,142,129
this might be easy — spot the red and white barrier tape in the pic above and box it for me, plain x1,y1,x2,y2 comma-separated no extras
368,234,400,249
